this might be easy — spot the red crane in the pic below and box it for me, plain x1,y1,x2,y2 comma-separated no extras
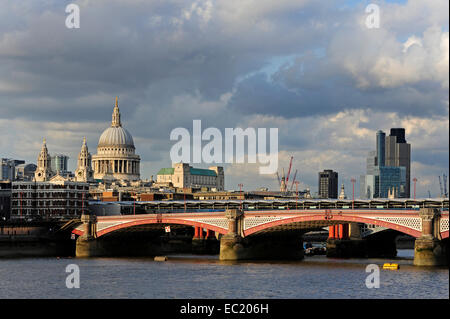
286,156,293,184
290,169,298,191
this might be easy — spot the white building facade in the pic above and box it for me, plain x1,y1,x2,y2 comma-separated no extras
157,163,224,190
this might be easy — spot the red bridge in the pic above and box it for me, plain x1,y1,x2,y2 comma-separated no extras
73,208,448,239
72,207,449,266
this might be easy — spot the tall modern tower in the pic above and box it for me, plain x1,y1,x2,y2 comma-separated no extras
376,130,385,167
318,170,338,199
385,128,411,198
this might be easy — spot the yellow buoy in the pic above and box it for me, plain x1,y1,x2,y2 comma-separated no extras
382,263,399,270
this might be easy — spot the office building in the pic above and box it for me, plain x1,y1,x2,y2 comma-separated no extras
376,130,385,166
1,158,25,181
377,166,406,198
360,129,409,199
385,128,411,198
0,181,11,220
15,163,37,181
51,154,69,174
10,180,89,220
318,169,338,199
1,159,14,181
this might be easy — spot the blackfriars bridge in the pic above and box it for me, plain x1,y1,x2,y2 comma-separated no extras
71,198,449,266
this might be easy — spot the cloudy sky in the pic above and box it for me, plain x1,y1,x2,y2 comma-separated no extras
0,0,448,197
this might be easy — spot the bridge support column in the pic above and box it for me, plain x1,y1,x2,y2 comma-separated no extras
219,209,244,260
327,223,366,258
219,209,303,261
75,214,103,257
414,208,447,266
328,225,335,239
192,227,219,254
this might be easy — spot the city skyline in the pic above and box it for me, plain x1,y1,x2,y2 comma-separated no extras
0,0,448,197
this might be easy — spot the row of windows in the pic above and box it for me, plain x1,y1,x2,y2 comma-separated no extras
12,185,88,190
12,193,86,199
11,200,87,206
11,209,82,216
159,175,218,185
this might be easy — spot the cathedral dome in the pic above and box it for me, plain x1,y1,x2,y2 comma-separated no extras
98,126,134,148
97,97,135,149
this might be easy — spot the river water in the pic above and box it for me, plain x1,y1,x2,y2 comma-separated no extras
0,250,447,299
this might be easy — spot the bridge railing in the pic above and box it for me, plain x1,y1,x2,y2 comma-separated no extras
104,199,448,216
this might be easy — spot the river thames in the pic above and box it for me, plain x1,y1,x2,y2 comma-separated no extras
0,249,447,299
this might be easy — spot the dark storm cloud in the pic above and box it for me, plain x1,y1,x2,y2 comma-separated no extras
0,0,338,124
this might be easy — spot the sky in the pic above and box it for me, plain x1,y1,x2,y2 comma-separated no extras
0,0,448,197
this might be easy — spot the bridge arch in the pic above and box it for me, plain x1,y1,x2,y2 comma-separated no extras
243,215,423,238
73,217,229,238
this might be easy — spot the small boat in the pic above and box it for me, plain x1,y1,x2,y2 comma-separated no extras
154,256,168,261
382,263,400,270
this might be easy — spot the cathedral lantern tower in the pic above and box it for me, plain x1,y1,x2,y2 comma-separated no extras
75,137,94,182
34,138,53,181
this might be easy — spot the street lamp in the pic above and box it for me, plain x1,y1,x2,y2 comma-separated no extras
238,183,243,210
351,178,356,209
413,178,417,200
183,187,188,213
294,181,299,210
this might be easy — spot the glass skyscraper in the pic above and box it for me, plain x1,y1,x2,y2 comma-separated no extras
376,130,385,167
385,128,411,198
360,129,408,199
376,166,406,198
51,154,69,174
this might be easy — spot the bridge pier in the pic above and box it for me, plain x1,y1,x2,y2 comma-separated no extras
326,223,366,258
414,208,447,266
219,209,304,261
75,214,165,257
75,214,102,257
192,227,219,254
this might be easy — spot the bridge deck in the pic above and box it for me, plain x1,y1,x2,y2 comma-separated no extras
73,209,449,239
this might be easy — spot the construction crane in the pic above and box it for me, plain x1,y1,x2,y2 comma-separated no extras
279,168,287,192
439,175,444,198
285,156,293,185
290,169,298,191
444,174,448,198
276,156,296,193
276,172,281,187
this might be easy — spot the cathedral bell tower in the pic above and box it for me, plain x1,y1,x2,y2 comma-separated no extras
34,138,53,181
75,137,94,182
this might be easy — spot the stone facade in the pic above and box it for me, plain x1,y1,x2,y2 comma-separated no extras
74,137,94,182
34,139,53,182
10,179,89,219
157,163,224,190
